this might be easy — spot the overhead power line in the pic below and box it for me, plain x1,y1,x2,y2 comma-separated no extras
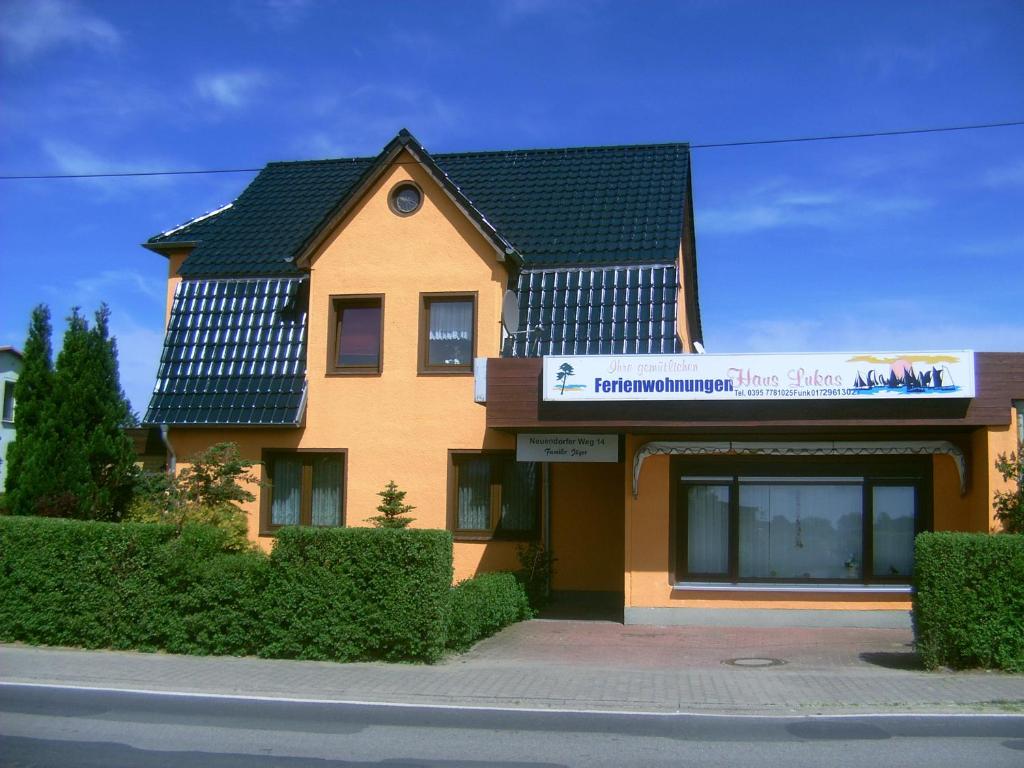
689,119,1024,148
1,119,1022,181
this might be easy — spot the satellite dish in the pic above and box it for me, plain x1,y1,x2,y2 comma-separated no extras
501,289,521,334
693,341,706,354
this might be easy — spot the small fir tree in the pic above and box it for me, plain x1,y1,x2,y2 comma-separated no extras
369,480,415,528
4,305,61,513
993,443,1023,534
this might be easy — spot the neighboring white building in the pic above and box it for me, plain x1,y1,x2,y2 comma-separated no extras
0,346,23,492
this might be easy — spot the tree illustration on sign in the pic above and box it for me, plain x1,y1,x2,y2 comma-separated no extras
556,362,575,395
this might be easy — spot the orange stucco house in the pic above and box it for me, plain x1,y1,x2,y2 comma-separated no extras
144,129,1023,627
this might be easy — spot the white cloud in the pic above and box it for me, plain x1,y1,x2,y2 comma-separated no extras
981,159,1024,189
709,302,1024,355
699,183,930,235
40,139,183,194
195,71,268,110
956,234,1024,257
291,84,461,158
33,287,166,415
233,0,313,29
70,271,165,305
111,320,165,418
0,0,119,61
860,43,940,78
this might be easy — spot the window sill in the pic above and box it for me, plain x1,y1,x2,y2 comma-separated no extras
673,582,912,594
454,533,539,543
418,368,473,377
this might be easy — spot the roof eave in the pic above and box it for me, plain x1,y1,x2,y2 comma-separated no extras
142,240,198,256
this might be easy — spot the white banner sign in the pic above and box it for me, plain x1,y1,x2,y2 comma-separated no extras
542,351,975,402
517,433,619,462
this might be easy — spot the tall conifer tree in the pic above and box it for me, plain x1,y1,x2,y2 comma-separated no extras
50,305,136,520
7,304,136,519
4,305,61,514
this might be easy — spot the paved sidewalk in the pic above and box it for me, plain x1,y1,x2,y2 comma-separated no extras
3,620,1023,715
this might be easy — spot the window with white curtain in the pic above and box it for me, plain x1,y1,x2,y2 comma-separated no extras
421,294,474,372
263,451,344,532
452,453,539,539
677,465,924,584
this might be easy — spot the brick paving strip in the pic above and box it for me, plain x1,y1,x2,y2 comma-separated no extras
3,621,1023,715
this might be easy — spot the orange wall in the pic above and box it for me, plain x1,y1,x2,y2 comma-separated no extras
674,242,693,351
164,250,189,326
985,422,1019,531
624,435,910,612
167,151,518,580
550,462,625,591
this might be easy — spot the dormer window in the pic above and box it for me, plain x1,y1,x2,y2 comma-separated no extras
389,182,422,216
419,293,476,374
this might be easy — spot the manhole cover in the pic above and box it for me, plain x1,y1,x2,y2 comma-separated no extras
724,657,786,667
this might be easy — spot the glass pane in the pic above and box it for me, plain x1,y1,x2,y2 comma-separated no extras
337,303,381,367
271,457,302,526
311,455,343,527
427,299,473,366
457,457,491,530
686,485,730,575
872,486,915,577
739,483,863,579
2,381,13,421
500,460,537,531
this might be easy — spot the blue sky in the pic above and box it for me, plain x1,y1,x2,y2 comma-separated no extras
1,0,1022,415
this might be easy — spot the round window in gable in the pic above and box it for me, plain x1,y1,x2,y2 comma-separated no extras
389,182,423,216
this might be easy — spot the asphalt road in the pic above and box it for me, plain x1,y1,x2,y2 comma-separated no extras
2,683,1023,768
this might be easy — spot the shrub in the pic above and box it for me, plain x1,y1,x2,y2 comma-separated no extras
0,517,530,662
127,442,256,552
446,572,532,652
0,516,177,649
262,526,452,662
993,444,1023,533
913,532,1024,671
515,541,556,610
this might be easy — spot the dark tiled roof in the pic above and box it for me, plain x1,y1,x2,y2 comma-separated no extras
504,265,683,357
436,144,689,267
144,278,307,426
152,160,373,277
148,135,690,275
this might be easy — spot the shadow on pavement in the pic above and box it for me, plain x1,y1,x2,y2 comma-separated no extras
537,591,624,623
859,650,924,670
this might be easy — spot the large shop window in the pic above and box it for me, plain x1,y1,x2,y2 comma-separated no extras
420,293,475,374
329,295,383,374
451,452,539,540
675,460,928,584
262,451,344,533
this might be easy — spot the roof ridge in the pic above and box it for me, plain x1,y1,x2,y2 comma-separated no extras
265,156,376,167
435,140,690,159
261,140,690,168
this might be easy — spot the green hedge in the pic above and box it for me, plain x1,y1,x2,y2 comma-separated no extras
913,532,1024,671
446,572,532,652
0,517,457,663
262,526,453,662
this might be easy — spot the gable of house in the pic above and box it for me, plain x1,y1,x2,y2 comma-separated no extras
144,131,700,428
